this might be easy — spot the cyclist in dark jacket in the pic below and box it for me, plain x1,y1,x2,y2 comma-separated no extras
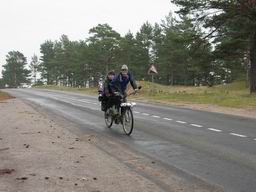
110,65,137,97
109,65,137,116
101,70,115,111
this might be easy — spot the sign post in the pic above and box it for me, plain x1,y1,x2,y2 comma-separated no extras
147,64,158,83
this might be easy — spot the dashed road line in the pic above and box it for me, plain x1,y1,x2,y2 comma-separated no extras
91,108,99,111
208,128,222,132
163,118,173,121
78,99,91,103
190,124,203,128
230,133,247,138
56,101,254,142
176,120,187,124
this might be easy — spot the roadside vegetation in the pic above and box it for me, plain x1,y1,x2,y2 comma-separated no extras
0,91,12,100
134,81,256,108
35,81,256,108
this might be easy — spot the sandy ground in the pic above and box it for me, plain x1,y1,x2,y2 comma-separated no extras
0,98,165,192
182,104,256,119
169,102,256,119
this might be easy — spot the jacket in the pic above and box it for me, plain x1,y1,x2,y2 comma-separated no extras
103,78,112,96
110,72,137,95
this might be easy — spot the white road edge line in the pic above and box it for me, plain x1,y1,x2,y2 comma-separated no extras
230,133,247,138
134,111,140,114
254,138,256,141
163,118,173,121
190,124,203,128
208,128,222,132
56,99,99,111
152,115,160,118
176,120,187,124
142,113,149,116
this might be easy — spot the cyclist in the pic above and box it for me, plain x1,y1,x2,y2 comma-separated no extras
109,65,138,116
100,70,115,111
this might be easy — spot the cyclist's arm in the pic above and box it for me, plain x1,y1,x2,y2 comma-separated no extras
103,81,110,96
129,72,137,90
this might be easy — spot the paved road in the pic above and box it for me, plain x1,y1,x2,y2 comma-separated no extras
4,88,256,192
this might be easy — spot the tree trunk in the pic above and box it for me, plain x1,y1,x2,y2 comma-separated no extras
169,69,174,86
245,50,250,88
250,32,256,93
106,63,109,75
47,74,50,85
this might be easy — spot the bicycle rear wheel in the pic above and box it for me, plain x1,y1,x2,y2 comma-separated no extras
122,108,134,135
105,109,113,128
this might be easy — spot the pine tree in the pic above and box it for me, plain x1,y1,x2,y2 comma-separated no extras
2,51,30,88
29,54,40,84
172,0,256,93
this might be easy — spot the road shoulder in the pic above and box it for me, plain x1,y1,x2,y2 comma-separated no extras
0,98,163,192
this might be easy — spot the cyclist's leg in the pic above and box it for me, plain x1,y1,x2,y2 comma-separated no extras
102,95,109,111
110,96,121,116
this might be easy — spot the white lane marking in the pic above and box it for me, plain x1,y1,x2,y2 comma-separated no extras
56,99,99,111
71,98,99,105
91,108,100,111
142,113,149,116
134,111,140,114
152,115,160,118
79,99,90,101
163,118,173,121
208,128,222,132
190,124,203,128
176,120,187,124
79,99,91,103
254,138,256,141
230,133,247,138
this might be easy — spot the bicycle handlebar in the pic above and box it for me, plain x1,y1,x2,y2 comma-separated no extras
127,86,142,97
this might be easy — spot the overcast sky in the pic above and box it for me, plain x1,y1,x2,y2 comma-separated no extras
0,0,176,76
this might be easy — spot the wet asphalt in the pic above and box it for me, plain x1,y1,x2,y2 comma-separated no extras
3,88,256,192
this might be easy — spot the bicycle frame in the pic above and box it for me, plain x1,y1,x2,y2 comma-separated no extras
104,86,141,135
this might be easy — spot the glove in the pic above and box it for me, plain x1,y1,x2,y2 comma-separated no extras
133,89,138,94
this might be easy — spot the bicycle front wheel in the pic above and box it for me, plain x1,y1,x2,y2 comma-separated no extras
122,108,134,135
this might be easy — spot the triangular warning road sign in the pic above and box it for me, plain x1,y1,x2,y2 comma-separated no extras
148,64,158,74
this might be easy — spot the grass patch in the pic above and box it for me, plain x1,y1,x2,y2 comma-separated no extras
133,81,256,108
